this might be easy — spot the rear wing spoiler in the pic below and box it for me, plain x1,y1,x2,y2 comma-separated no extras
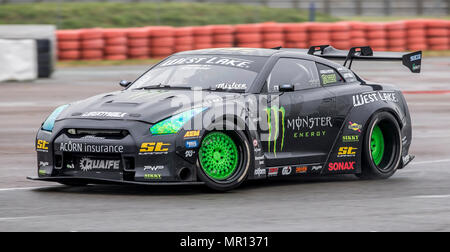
284,45,422,73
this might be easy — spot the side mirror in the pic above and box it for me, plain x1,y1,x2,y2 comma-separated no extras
119,80,131,88
279,84,295,92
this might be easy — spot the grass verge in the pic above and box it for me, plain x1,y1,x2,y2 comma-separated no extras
0,2,337,29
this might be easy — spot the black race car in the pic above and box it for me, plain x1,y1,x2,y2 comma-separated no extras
29,45,420,191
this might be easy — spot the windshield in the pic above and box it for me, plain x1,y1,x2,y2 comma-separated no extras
131,55,268,92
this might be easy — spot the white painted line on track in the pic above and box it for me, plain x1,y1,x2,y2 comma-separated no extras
0,186,58,192
411,195,450,199
410,159,450,165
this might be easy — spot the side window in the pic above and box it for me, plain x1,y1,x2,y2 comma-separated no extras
266,58,320,93
316,63,345,86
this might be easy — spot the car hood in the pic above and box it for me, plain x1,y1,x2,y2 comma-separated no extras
58,89,239,124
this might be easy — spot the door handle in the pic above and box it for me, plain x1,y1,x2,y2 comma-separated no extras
323,98,334,103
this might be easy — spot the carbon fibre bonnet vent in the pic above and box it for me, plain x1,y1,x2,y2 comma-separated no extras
66,129,129,139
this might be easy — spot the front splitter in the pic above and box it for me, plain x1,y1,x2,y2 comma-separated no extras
27,176,205,186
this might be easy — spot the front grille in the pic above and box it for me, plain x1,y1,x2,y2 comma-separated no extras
65,128,129,139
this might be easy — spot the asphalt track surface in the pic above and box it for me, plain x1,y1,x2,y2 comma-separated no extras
0,57,449,231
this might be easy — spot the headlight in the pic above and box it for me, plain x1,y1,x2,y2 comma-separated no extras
150,107,207,135
41,104,69,132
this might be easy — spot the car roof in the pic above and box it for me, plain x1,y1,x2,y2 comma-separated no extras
174,47,347,70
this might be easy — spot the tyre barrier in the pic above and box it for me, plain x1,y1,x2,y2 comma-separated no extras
262,22,284,48
127,28,150,59
212,25,234,48
174,27,194,52
55,19,450,61
150,26,174,58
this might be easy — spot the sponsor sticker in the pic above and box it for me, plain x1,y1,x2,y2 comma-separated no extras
348,122,362,133
216,82,247,90
337,147,357,158
143,165,164,171
60,142,124,153
321,73,337,85
294,130,327,139
185,150,195,158
268,167,279,177
342,135,359,143
81,111,127,118
185,140,199,149
328,162,355,171
295,166,308,174
144,174,162,180
39,161,49,167
36,140,49,152
184,130,200,138
287,116,333,130
311,165,323,172
352,91,398,107
410,54,421,61
139,142,170,155
254,168,266,176
79,158,120,172
282,166,292,175
160,56,253,69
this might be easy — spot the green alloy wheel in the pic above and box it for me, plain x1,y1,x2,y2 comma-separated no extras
199,132,239,180
370,125,385,166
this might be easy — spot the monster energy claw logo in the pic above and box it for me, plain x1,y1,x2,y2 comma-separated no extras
266,106,285,156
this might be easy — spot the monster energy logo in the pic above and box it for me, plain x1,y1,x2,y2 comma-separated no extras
266,106,285,156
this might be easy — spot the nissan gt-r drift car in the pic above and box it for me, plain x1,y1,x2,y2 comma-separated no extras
29,46,421,191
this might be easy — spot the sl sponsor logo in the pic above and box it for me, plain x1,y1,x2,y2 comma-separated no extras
139,142,170,154
343,135,359,143
38,169,47,175
265,106,286,157
144,174,161,180
328,162,355,171
185,140,199,149
143,165,164,171
295,166,307,174
79,158,120,172
254,168,266,176
268,167,279,177
348,121,362,133
184,130,200,138
352,91,398,107
337,147,357,157
81,111,127,118
36,140,49,152
282,166,292,175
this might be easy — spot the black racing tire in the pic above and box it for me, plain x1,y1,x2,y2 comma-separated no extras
196,126,252,192
358,111,402,179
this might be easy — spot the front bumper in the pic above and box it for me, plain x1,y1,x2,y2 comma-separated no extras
34,118,202,184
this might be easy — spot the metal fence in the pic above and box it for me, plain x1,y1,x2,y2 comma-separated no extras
0,0,449,16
